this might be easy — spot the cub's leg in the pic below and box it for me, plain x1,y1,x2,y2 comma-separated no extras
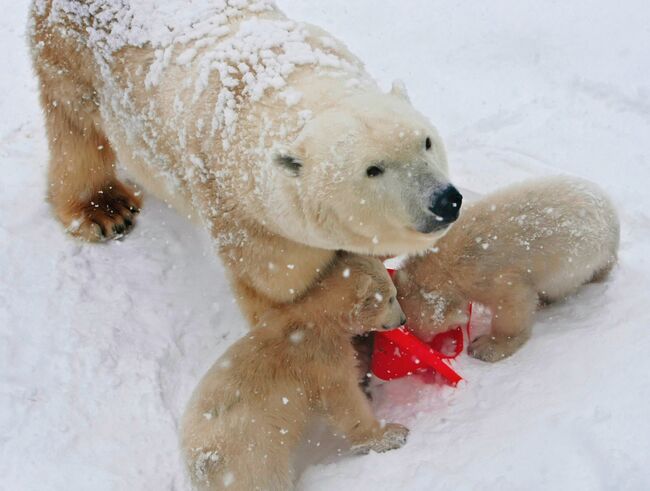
31,18,141,242
182,384,298,491
468,284,537,362
352,334,375,398
184,442,292,491
322,376,408,454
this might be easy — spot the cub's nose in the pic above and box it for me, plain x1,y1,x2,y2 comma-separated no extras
429,185,463,223
382,307,407,330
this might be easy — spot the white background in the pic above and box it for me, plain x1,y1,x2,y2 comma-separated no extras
1,1,649,489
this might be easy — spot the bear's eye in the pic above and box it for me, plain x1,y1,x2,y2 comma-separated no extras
366,165,384,178
425,137,432,151
274,154,302,176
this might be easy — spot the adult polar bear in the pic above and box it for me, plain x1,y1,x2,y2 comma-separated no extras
30,0,462,323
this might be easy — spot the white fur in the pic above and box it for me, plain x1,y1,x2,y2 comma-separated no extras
396,176,620,360
75,1,455,254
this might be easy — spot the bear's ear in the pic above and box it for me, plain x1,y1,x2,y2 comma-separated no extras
390,79,410,102
356,274,373,299
393,270,409,289
393,270,412,297
273,153,302,177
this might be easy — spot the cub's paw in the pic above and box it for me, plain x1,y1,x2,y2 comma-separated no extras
468,335,521,362
378,423,410,452
351,423,409,454
64,180,141,242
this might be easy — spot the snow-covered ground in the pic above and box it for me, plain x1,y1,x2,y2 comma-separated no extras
2,1,650,489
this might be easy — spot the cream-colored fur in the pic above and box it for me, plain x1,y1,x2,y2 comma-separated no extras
181,254,409,491
29,1,458,324
394,176,620,362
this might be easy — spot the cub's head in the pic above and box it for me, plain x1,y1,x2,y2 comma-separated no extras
393,268,467,342
318,254,406,335
269,82,462,255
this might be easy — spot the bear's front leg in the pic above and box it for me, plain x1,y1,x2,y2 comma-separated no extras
468,330,531,362
350,423,410,455
322,376,409,454
31,24,142,242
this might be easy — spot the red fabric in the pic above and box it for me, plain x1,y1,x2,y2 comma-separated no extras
371,268,469,385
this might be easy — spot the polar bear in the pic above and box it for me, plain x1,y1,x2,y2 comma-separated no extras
394,176,620,361
29,0,462,322
181,254,408,491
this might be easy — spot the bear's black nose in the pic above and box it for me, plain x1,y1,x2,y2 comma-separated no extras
429,185,463,223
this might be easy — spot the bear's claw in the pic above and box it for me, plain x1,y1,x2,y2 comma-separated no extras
468,335,519,362
351,423,409,454
65,180,142,242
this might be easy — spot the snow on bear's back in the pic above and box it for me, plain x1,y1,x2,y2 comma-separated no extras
37,0,363,90
34,1,373,185
36,0,276,54
37,0,370,154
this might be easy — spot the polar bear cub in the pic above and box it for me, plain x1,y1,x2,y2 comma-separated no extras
181,254,409,491
394,176,620,362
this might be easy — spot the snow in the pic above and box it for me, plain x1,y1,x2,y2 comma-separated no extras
1,0,650,490
419,289,448,325
39,0,275,55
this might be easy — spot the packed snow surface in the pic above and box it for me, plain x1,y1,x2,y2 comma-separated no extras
1,1,650,490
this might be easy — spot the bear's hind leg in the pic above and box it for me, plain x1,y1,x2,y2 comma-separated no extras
468,285,537,362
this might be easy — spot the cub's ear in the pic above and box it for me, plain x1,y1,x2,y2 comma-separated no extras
393,270,412,297
356,274,373,299
390,79,410,102
273,153,302,177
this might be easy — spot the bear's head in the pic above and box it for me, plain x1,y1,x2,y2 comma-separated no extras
269,82,462,255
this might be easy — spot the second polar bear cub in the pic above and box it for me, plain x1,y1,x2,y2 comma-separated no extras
394,176,620,362
181,254,409,491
